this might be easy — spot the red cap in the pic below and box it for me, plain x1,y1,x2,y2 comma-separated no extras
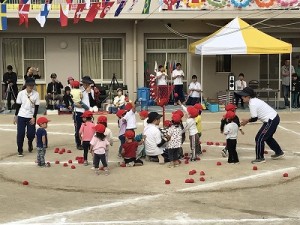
224,111,236,119
81,110,93,118
71,80,80,88
139,110,149,118
124,130,135,139
187,106,198,118
225,103,236,112
37,117,50,125
125,103,133,111
97,116,107,123
163,120,172,127
172,113,182,123
172,110,184,118
93,124,106,133
194,103,203,111
116,109,126,118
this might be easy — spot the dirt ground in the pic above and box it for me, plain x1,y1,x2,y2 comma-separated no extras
1,108,300,225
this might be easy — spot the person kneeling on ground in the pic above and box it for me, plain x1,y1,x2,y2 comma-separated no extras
121,130,144,167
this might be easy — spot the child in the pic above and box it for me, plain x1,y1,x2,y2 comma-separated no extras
291,73,300,108
121,130,144,167
220,103,244,157
79,110,95,166
179,101,200,161
123,103,137,133
97,116,113,163
172,110,185,159
159,120,171,148
223,111,239,164
116,109,127,157
165,113,182,168
36,117,50,168
70,80,89,110
139,110,149,128
63,86,74,111
194,103,203,154
90,124,110,175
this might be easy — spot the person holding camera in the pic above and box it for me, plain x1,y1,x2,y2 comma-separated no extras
3,65,18,111
24,67,41,81
45,73,63,109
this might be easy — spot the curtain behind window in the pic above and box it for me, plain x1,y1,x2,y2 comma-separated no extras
2,38,22,79
81,38,101,79
103,38,122,80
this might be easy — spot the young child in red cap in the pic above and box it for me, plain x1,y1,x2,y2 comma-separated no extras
171,109,185,159
97,115,113,164
179,101,200,161
90,124,110,175
220,103,244,157
79,111,95,166
165,114,182,168
121,130,144,167
70,80,89,110
123,103,137,133
223,111,239,164
139,110,149,128
116,109,127,157
36,117,50,168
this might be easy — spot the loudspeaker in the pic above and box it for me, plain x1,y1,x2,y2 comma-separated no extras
228,73,235,91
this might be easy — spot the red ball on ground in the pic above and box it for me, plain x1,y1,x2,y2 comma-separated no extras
216,161,222,166
46,162,51,166
67,150,72,153
206,141,210,145
63,163,68,167
200,177,205,182
189,171,194,175
61,148,66,152
54,149,59,153
55,147,59,151
215,142,220,146
22,181,29,185
200,171,205,175
184,160,189,164
55,160,60,164
196,157,201,161
189,178,195,183
283,173,289,177
165,180,171,185
59,151,64,155
210,142,214,145
185,179,190,183
71,165,76,169
68,160,72,164
202,149,207,153
75,156,80,160
184,156,190,160
253,166,258,171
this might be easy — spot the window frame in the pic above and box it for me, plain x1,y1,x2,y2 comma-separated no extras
79,36,125,84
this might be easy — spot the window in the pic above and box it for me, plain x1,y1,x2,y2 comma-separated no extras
2,38,45,80
216,55,231,72
81,37,123,82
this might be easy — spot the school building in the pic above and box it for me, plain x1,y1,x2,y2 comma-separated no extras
1,0,300,104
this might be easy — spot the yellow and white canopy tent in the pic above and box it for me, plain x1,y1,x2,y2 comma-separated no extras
189,17,292,109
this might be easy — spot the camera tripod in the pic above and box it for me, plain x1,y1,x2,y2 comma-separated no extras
108,73,120,103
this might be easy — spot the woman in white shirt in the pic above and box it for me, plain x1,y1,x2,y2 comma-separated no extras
156,65,168,99
172,63,185,104
143,112,165,164
113,88,126,109
186,75,201,105
234,73,247,109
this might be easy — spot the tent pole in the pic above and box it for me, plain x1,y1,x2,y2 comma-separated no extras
278,54,281,109
290,52,292,112
200,54,203,104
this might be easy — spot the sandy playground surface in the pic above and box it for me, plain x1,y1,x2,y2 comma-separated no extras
1,109,300,225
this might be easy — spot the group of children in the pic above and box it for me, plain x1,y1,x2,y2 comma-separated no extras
34,96,245,173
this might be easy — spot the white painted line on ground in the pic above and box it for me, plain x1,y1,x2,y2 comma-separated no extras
4,195,163,225
25,218,300,225
0,128,74,136
178,167,297,192
278,125,300,136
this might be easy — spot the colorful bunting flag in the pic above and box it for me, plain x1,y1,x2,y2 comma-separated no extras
142,0,151,14
163,0,177,10
60,3,69,27
114,0,127,17
36,3,51,27
0,4,7,31
73,3,85,24
127,0,138,12
85,2,101,22
18,0,30,28
100,1,114,18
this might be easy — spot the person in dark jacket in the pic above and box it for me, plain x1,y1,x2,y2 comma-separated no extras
45,73,63,109
291,73,300,108
63,86,74,110
3,65,18,110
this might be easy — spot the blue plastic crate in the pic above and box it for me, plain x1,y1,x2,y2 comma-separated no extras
137,87,150,101
208,103,219,112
